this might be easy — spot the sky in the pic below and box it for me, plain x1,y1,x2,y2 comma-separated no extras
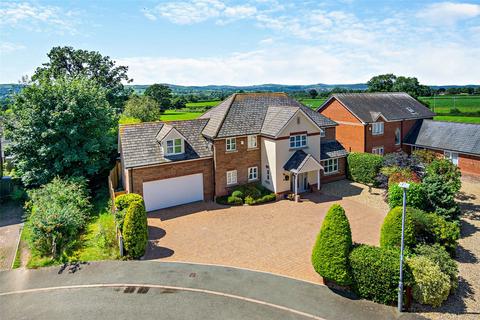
0,0,479,86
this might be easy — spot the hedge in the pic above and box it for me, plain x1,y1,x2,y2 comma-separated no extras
388,182,427,210
349,244,411,304
380,206,416,249
114,193,144,230
407,255,451,307
347,152,383,185
312,204,353,286
122,200,148,259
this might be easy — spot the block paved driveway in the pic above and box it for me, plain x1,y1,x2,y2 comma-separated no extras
146,180,388,283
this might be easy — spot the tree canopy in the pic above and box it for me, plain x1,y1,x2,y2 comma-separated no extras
367,74,431,97
122,95,162,122
32,46,132,112
5,76,117,187
145,84,173,112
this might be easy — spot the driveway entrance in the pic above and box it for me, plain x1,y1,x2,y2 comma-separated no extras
146,180,387,283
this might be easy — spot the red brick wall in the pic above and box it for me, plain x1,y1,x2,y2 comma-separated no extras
130,158,214,200
318,99,365,153
323,127,336,141
365,121,403,154
320,157,346,184
214,136,261,196
459,154,480,176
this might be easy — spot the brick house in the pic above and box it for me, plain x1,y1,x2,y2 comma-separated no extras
317,93,435,155
404,120,480,176
118,93,348,211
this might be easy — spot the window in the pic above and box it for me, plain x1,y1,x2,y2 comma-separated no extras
372,122,384,135
226,137,236,151
320,129,326,138
166,138,183,155
395,128,401,145
226,170,237,185
289,134,307,148
372,146,384,156
248,167,258,181
248,135,257,149
444,151,459,166
265,165,270,183
322,158,339,175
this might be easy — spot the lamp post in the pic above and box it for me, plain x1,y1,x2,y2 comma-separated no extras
397,182,410,313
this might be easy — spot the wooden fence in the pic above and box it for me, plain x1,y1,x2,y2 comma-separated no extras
108,161,126,211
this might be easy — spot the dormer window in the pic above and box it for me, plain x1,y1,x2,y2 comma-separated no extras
166,138,183,155
372,122,384,135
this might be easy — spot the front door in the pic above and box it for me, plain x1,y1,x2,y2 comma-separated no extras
297,173,309,193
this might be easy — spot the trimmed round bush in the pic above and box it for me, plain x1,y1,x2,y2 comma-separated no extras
347,152,383,185
349,244,410,304
114,193,144,230
227,196,243,205
380,206,416,249
122,200,148,259
414,244,458,292
388,182,427,210
231,190,244,198
311,204,353,286
407,255,450,307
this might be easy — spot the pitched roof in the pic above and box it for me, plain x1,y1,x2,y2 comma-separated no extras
404,120,480,156
119,119,212,168
200,93,336,138
318,93,435,123
320,141,348,160
283,150,322,173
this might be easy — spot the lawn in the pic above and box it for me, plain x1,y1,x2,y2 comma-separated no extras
19,187,119,268
418,95,480,114
299,98,328,109
160,109,203,121
185,100,221,108
434,116,480,124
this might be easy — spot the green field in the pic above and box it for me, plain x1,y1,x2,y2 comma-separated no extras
299,98,328,109
160,110,203,121
418,95,480,114
185,100,221,108
433,116,480,124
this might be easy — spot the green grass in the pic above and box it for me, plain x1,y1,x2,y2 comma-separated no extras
299,98,328,109
159,110,203,121
185,100,221,108
434,116,480,124
418,95,480,114
24,187,119,268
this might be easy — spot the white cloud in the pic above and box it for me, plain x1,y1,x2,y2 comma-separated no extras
0,42,26,54
0,2,79,33
416,2,480,26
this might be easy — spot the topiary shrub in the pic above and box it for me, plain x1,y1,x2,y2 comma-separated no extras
349,244,411,305
122,200,148,259
114,193,144,230
380,206,416,249
254,193,276,204
347,152,383,185
227,196,243,205
407,255,451,307
414,244,458,292
231,190,244,199
388,182,427,210
311,204,353,286
244,195,255,205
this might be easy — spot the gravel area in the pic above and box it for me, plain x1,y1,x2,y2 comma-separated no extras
414,175,480,319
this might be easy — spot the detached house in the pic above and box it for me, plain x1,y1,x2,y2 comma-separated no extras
317,93,435,155
118,93,348,211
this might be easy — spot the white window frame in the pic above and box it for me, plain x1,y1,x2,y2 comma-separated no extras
320,128,326,138
372,146,384,156
248,166,258,181
226,170,237,185
265,165,270,183
444,151,459,166
395,128,401,145
247,135,257,149
289,134,307,149
372,122,384,135
165,138,183,155
322,158,339,175
226,137,236,151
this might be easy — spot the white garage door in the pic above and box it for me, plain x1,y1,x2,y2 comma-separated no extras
143,173,204,211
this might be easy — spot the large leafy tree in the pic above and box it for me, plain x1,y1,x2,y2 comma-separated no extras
32,46,131,112
367,74,396,92
122,95,162,122
367,74,431,98
144,84,173,112
5,76,117,187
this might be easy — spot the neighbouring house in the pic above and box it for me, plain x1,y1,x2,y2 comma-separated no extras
404,120,480,176
317,93,435,155
118,93,348,211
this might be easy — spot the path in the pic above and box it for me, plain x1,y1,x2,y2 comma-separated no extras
0,201,23,270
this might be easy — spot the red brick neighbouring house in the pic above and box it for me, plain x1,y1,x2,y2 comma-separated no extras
317,93,435,156
118,93,348,211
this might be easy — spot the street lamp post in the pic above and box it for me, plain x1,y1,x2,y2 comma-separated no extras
397,182,410,313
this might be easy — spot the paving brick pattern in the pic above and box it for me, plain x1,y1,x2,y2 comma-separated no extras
146,180,387,283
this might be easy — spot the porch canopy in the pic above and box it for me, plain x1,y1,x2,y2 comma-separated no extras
283,150,323,194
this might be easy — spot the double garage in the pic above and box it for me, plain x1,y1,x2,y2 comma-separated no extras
129,158,214,212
